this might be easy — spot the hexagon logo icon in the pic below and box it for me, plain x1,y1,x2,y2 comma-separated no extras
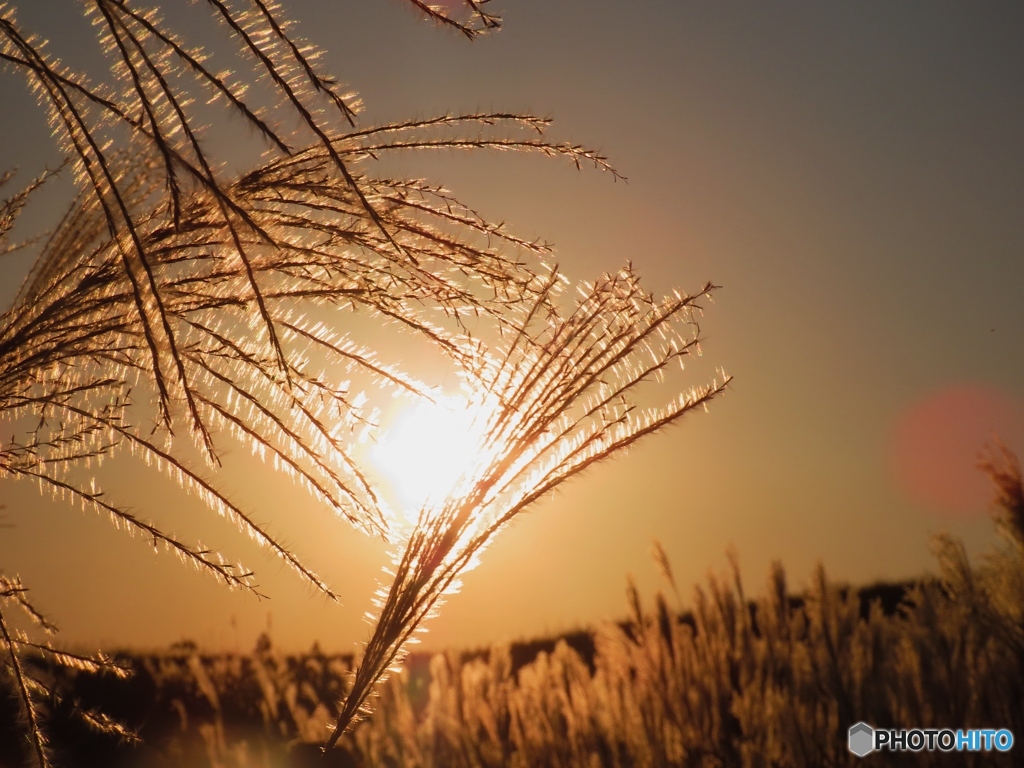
848,722,874,757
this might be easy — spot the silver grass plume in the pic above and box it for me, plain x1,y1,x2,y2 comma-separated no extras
0,0,504,444
0,0,727,759
0,79,622,768
0,110,616,600
327,265,729,747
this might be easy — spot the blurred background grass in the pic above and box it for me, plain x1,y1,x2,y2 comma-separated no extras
5,450,1020,767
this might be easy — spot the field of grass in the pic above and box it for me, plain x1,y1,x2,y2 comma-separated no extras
3,454,1021,768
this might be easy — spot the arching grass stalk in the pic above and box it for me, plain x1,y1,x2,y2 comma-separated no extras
1,0,713,758
0,113,619,764
0,0,502,438
1,101,627,759
328,265,729,746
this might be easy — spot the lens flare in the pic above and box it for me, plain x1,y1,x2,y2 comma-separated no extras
891,384,1024,517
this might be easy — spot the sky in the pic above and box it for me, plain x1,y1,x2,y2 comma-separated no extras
1,1,1023,653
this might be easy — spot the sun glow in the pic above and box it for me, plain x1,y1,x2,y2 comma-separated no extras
370,395,484,521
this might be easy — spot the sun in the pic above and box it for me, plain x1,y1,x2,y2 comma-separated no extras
370,395,483,521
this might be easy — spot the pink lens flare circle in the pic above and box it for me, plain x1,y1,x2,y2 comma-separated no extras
891,384,1024,518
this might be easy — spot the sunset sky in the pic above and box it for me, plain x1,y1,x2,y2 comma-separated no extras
1,1,1023,653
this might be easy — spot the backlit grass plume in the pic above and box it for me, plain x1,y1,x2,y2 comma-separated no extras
0,117,591,596
0,0,507,439
328,266,729,746
0,0,728,761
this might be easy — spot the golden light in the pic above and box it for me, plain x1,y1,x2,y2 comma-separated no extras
370,395,483,522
